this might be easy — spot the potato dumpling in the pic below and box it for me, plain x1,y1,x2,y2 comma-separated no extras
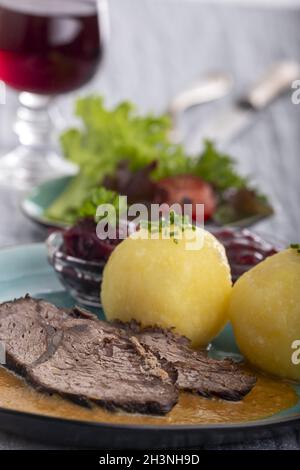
229,248,300,381
101,227,232,347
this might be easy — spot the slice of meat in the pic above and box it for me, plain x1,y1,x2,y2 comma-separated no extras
0,296,255,413
27,318,178,414
116,321,256,401
0,295,70,322
0,297,178,415
0,296,71,373
0,296,105,375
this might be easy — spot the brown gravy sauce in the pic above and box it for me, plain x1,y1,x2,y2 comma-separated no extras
0,367,297,425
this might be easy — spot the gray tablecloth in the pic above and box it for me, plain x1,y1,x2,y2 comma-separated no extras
0,0,299,450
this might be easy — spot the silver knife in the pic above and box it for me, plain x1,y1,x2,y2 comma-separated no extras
186,61,300,156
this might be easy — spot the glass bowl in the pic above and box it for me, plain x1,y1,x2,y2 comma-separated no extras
47,231,105,307
47,227,285,308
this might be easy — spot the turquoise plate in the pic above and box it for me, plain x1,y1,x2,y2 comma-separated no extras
21,176,72,229
0,243,299,449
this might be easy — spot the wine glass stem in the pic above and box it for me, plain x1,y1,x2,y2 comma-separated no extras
14,92,54,148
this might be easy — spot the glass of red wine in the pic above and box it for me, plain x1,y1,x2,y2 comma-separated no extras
0,0,109,189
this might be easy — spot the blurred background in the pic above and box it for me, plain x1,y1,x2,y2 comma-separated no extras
0,0,299,244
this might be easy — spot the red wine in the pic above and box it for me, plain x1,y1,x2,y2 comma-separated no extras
0,0,103,94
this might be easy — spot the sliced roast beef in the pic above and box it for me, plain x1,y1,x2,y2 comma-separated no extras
27,317,178,414
0,296,256,415
116,321,256,401
0,296,105,375
0,296,70,322
0,297,178,414
0,296,72,373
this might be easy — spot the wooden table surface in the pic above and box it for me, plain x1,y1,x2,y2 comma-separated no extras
0,0,299,450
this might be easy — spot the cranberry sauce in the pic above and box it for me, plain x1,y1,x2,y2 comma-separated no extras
212,228,278,281
62,218,122,261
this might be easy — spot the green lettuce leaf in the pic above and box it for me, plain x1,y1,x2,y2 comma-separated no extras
194,141,247,191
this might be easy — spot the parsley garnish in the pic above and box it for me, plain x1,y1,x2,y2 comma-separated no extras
140,211,196,244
